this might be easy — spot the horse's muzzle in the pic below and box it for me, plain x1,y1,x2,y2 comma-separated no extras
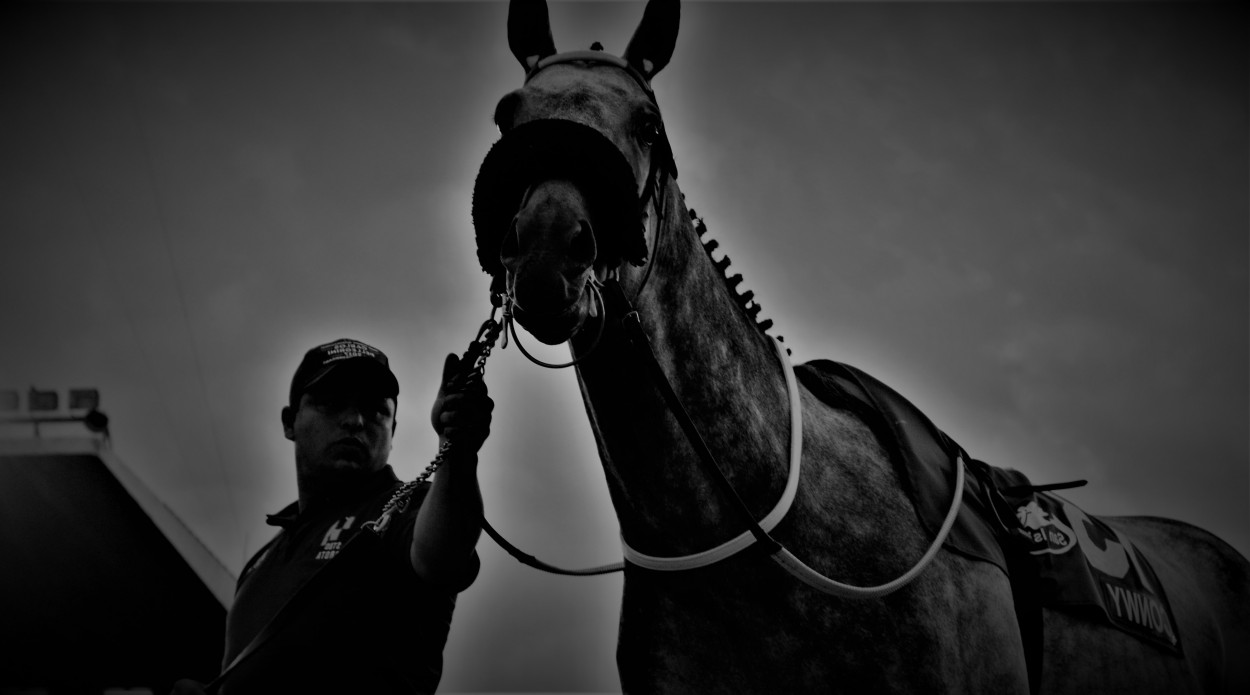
471,119,647,282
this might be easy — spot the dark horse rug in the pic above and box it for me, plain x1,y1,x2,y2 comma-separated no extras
794,360,1181,680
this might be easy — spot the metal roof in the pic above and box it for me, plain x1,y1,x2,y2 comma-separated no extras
0,437,234,691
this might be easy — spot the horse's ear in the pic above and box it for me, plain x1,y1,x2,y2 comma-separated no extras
623,0,680,81
508,0,557,73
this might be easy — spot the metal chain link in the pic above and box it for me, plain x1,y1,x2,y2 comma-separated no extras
363,307,504,536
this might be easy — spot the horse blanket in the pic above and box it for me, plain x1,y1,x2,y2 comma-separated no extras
795,360,1181,655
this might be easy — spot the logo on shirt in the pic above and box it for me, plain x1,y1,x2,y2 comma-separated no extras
316,515,356,560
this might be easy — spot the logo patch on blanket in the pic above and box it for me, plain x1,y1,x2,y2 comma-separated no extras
1014,492,1180,652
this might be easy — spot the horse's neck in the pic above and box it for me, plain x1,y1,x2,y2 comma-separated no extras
574,181,792,555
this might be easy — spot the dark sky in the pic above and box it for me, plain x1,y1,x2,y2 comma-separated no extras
2,2,1246,692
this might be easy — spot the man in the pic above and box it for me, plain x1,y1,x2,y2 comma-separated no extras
174,338,492,694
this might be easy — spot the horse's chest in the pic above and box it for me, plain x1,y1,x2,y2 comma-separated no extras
615,569,950,693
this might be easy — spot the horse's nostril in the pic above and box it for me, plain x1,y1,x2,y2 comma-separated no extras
569,220,597,266
500,220,521,267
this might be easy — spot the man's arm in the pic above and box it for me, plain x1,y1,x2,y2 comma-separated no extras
411,353,493,587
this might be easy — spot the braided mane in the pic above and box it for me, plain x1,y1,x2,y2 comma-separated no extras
688,206,786,351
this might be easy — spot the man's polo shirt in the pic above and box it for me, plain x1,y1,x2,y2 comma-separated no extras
221,465,478,694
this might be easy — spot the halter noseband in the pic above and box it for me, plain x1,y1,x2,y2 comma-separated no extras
474,49,676,369
520,49,677,219
499,152,669,370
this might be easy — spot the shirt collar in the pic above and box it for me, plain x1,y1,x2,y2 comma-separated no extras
265,464,400,529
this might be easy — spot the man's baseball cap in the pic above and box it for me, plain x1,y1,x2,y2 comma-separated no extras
289,338,399,407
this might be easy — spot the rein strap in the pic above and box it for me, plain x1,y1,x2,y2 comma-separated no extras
620,323,802,570
602,279,783,557
486,276,967,597
481,517,624,576
599,277,967,597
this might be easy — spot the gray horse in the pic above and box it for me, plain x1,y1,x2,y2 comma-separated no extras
471,1,1250,692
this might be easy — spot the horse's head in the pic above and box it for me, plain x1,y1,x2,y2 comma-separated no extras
472,0,679,345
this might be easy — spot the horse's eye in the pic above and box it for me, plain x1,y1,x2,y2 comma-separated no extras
639,120,662,147
494,93,521,133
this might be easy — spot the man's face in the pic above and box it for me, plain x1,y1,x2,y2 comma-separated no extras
285,366,396,479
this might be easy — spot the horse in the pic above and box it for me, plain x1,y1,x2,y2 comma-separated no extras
470,1,1250,692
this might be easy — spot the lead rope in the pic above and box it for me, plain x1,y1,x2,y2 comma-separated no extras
492,287,627,574
362,299,624,575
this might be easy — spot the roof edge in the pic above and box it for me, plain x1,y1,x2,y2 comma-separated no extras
0,437,237,608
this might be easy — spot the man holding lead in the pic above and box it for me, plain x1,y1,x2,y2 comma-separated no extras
175,337,493,693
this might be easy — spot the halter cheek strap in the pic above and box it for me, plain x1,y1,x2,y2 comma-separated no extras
623,158,667,303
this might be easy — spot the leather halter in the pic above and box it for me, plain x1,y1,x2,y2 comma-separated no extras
471,51,674,293
497,51,672,368
523,49,677,184
525,50,658,99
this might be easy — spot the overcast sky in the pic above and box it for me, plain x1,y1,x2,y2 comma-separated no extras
2,2,1246,693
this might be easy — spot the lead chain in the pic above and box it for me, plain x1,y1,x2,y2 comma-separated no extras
363,311,504,537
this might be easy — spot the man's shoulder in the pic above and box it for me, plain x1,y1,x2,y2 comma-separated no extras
238,530,285,584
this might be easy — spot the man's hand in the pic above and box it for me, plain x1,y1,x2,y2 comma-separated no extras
430,353,494,456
